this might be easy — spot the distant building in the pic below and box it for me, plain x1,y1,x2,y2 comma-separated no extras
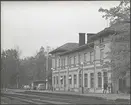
49,26,130,93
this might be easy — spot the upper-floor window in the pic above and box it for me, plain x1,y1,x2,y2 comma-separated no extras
79,54,82,64
100,37,104,43
74,56,76,65
63,58,65,67
90,51,94,62
59,58,61,67
69,57,72,65
71,57,74,65
61,58,63,68
56,76,58,85
52,59,55,68
84,53,87,62
57,58,59,67
100,49,104,60
55,58,57,68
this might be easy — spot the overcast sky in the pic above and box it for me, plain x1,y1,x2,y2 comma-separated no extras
1,1,120,58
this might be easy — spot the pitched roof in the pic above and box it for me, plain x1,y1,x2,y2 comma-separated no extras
49,43,79,54
59,42,94,56
89,21,130,41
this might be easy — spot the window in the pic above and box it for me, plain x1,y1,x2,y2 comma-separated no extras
84,53,87,62
61,76,63,85
69,75,72,85
59,59,60,67
84,73,88,87
87,52,90,62
90,73,94,88
79,74,82,87
103,72,108,84
61,58,63,68
71,57,74,65
79,54,82,64
100,49,104,60
98,72,102,88
56,76,58,85
64,76,66,87
90,51,94,62
63,58,65,68
74,56,76,65
54,76,55,85
52,59,55,68
74,75,77,85
55,58,57,68
69,57,72,65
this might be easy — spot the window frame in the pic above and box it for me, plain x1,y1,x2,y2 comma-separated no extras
84,73,88,87
103,72,108,84
74,74,77,85
98,72,102,88
90,51,94,63
84,53,87,62
90,73,94,88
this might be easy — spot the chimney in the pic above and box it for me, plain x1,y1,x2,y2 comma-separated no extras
87,33,96,43
79,33,85,46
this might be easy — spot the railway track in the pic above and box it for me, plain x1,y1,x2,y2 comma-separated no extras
13,91,116,104
1,92,70,104
1,90,130,104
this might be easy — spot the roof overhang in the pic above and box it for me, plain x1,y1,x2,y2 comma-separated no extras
59,43,94,56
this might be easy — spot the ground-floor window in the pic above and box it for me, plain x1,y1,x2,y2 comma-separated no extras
84,73,88,87
98,72,102,88
64,75,66,87
90,73,94,88
61,76,63,85
69,75,72,85
56,76,58,85
79,74,82,87
54,76,55,85
103,72,108,84
74,74,77,85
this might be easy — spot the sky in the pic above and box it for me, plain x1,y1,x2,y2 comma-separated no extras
1,1,120,58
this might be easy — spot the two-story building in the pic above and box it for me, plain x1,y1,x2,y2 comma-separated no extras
49,25,130,93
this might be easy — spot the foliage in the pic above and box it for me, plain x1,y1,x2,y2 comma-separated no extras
1,46,52,88
1,48,21,88
99,0,130,25
99,0,130,80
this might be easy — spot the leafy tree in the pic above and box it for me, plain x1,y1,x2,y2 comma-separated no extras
1,48,21,88
99,0,130,93
99,0,130,25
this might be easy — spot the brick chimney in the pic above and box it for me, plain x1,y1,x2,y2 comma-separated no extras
79,33,85,46
87,33,96,43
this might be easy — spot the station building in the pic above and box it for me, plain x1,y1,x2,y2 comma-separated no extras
49,25,130,93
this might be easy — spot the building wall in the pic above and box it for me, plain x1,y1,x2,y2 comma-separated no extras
52,36,112,93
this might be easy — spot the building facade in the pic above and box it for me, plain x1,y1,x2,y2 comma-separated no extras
49,27,130,93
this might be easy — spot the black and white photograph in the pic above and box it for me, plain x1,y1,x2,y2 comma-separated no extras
1,1,130,104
